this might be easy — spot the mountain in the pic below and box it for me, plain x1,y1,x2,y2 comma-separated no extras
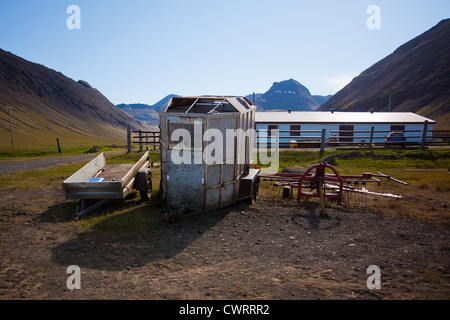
116,103,159,129
116,103,154,110
246,93,263,104
254,79,327,111
117,94,179,111
152,94,180,110
319,19,450,129
0,49,144,146
117,94,179,129
116,81,333,127
312,94,333,105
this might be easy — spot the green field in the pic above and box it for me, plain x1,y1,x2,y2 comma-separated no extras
1,147,449,241
255,147,450,172
255,147,450,225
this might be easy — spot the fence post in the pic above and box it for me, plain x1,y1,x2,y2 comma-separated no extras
138,130,143,152
421,120,429,150
56,138,61,154
127,125,131,153
320,128,326,154
369,126,375,150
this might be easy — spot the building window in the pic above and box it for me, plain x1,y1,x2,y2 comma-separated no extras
290,125,301,137
339,125,354,143
391,125,405,132
268,125,278,137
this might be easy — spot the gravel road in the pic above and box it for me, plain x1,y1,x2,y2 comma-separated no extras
0,154,98,176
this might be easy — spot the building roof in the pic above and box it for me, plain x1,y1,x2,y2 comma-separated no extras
255,111,436,124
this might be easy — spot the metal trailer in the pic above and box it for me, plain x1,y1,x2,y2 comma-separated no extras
159,96,260,214
62,151,152,218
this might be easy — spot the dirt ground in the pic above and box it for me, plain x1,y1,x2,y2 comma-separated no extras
0,160,449,301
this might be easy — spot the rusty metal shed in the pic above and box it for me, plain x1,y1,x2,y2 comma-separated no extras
159,96,259,213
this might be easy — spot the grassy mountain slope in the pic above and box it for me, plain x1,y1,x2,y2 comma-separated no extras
0,49,144,147
319,19,450,129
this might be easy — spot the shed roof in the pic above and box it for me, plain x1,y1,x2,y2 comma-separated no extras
255,111,436,124
161,96,255,114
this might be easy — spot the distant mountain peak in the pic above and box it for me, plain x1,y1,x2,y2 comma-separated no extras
269,79,311,96
117,81,332,124
254,79,323,111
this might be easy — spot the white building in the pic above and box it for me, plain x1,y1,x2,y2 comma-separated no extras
255,111,435,147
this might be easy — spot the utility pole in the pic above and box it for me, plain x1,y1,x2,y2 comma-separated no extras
7,106,13,147
388,88,392,112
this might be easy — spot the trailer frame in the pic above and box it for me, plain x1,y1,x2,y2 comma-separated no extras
62,151,152,218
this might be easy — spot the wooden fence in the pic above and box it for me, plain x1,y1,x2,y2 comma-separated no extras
125,122,449,154
257,122,450,153
127,126,160,152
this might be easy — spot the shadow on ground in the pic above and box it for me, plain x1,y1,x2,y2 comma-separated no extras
48,196,233,271
290,201,342,231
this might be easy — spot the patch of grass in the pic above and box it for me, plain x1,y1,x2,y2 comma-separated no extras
256,148,450,225
416,268,447,285
0,148,58,159
232,286,259,298
0,149,161,193
256,148,450,173
324,148,450,171
0,145,123,160
0,147,165,241
75,201,163,241
0,162,86,191
106,151,160,165
3,147,449,238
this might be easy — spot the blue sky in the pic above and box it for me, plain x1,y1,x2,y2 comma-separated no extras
0,0,449,105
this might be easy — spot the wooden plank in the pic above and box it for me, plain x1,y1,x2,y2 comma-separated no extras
185,98,199,114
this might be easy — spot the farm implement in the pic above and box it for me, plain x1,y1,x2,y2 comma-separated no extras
259,162,408,213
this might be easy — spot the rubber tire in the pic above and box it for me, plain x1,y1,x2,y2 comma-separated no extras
139,172,152,201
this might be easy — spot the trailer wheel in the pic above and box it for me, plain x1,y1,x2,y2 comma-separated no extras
136,169,152,201
139,174,152,201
